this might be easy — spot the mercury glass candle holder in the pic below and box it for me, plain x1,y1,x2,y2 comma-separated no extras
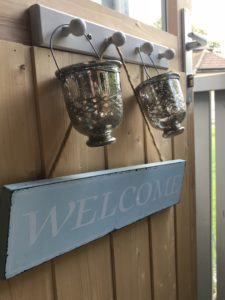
56,60,123,147
135,72,186,138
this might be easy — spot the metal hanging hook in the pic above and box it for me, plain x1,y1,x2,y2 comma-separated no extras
50,23,68,73
136,47,151,79
49,18,101,72
62,18,100,59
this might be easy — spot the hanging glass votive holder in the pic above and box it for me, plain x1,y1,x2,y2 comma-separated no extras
135,72,186,138
56,60,123,147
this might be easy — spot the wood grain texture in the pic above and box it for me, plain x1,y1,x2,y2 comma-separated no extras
145,70,177,300
167,0,192,79
106,64,145,168
0,1,197,300
32,48,105,176
0,41,41,184
8,264,53,300
167,2,197,298
32,47,114,300
54,237,113,300
112,220,152,300
0,0,178,68
106,64,152,300
0,282,11,300
150,209,176,300
167,0,192,36
173,74,197,300
0,40,53,300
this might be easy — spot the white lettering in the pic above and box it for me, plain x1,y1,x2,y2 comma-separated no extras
98,192,117,220
72,196,97,230
152,180,163,201
164,175,182,196
119,186,136,212
171,175,182,194
136,182,152,206
164,176,175,196
24,201,76,245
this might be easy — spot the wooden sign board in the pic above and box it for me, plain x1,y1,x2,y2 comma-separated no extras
0,160,185,279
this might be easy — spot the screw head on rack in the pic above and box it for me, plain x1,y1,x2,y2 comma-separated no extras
86,33,92,40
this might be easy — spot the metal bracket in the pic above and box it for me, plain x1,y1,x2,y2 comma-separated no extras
29,4,174,69
182,8,193,104
182,8,207,104
186,32,207,51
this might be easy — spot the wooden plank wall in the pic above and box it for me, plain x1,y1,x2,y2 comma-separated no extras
168,0,197,300
0,0,178,49
173,78,197,300
0,0,196,299
167,2,197,299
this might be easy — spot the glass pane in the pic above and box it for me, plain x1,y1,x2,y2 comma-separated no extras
91,0,163,30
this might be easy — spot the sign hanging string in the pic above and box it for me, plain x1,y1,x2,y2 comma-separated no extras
115,46,164,162
47,122,73,178
47,51,165,177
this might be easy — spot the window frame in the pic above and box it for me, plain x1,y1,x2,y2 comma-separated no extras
95,0,168,31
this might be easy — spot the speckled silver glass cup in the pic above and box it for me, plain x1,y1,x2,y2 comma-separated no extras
135,72,186,138
56,60,123,147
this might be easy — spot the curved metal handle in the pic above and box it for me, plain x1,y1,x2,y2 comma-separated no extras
61,18,100,58
136,42,159,75
50,18,100,72
99,31,126,58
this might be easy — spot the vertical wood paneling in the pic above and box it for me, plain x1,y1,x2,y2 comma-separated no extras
173,74,197,300
145,72,176,300
167,0,192,72
105,65,145,168
9,264,53,300
54,237,113,300
106,64,152,300
32,47,114,300
150,209,176,300
32,48,106,176
167,1,197,298
0,41,53,300
0,282,11,300
0,42,41,183
0,0,197,298
112,220,151,300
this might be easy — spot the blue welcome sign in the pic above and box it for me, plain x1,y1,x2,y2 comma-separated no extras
0,160,185,279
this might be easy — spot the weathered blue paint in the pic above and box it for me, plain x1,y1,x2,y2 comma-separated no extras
0,160,185,279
